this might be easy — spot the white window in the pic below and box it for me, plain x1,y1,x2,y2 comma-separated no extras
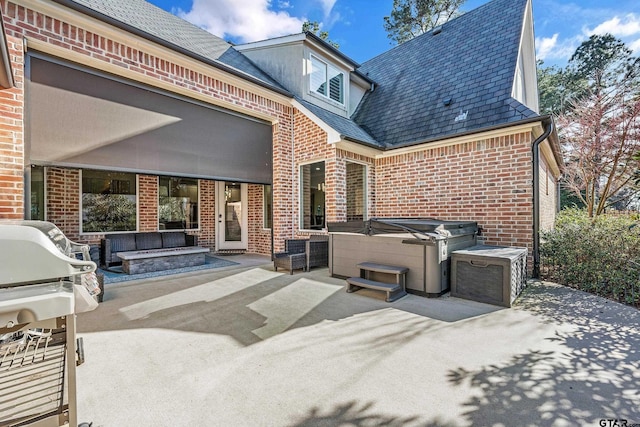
310,55,344,104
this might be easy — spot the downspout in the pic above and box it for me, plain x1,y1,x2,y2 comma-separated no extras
532,117,554,278
291,109,296,239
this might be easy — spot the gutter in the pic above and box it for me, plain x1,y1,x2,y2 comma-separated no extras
532,116,554,278
50,0,292,98
388,115,553,151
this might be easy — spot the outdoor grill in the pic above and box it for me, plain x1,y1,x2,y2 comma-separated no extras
328,218,478,296
0,221,99,427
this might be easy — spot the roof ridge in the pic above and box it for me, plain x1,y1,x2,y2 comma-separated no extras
361,0,527,67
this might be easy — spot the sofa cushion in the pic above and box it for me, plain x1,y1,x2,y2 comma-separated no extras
109,234,137,253
162,232,186,248
135,232,163,250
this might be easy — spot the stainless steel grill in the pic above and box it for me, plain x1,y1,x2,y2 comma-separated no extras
0,221,99,427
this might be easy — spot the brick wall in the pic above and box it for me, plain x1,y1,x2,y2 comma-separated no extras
0,34,23,219
0,0,292,255
197,179,215,248
248,184,271,255
138,175,157,232
539,155,558,231
336,149,375,221
0,0,559,264
375,132,535,253
271,109,335,250
46,167,81,242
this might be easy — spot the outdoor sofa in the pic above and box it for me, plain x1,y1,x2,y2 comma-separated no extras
100,231,199,268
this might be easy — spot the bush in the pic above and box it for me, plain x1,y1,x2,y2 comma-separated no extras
541,208,640,307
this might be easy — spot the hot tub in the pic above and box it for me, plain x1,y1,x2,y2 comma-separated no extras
328,218,478,297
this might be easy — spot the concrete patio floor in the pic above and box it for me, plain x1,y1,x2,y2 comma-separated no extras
75,255,640,427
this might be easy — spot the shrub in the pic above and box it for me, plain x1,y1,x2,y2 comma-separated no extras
541,208,640,307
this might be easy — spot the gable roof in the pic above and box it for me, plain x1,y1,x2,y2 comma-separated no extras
55,0,290,95
352,0,537,148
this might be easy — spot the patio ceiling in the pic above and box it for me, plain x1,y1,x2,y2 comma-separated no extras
27,54,274,184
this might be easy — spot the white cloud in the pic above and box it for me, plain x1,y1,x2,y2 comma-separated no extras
587,14,640,38
536,34,558,61
177,0,306,43
536,34,584,63
318,0,337,18
629,38,640,55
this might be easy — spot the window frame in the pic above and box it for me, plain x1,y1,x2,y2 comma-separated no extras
79,169,139,235
309,54,346,106
263,184,272,230
299,160,326,231
29,165,47,221
345,161,368,222
158,176,200,231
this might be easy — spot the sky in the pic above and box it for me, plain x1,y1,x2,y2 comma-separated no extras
146,0,640,68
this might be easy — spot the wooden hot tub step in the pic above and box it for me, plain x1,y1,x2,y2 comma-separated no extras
346,277,407,302
346,261,409,302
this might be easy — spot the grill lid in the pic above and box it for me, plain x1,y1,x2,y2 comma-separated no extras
0,222,96,287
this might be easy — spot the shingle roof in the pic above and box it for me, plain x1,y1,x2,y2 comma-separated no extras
352,0,537,148
296,98,382,148
65,0,287,92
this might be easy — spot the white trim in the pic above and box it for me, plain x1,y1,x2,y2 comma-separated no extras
309,54,346,107
335,141,381,158
375,122,542,159
235,34,306,51
511,0,539,113
216,181,249,250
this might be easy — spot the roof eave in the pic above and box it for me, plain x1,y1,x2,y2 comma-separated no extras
385,115,556,151
50,0,293,97
342,135,385,150
304,31,360,68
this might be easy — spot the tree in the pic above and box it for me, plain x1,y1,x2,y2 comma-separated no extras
557,35,640,217
302,21,339,49
536,60,587,116
383,0,465,44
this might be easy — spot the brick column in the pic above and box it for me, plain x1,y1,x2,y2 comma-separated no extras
0,35,23,219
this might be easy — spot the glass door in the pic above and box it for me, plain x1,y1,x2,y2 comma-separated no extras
216,182,248,250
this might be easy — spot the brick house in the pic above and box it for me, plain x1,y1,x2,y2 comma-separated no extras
0,0,561,276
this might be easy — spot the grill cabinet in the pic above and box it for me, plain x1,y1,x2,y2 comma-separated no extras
451,245,528,307
328,218,478,296
0,221,98,427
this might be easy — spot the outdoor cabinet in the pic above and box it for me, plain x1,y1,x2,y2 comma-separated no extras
451,245,528,307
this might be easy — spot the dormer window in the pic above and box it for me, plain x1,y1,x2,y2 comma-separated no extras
310,55,344,104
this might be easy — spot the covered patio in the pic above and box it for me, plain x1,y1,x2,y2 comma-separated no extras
75,260,639,426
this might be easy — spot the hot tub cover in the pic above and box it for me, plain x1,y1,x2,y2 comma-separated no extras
327,218,478,239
